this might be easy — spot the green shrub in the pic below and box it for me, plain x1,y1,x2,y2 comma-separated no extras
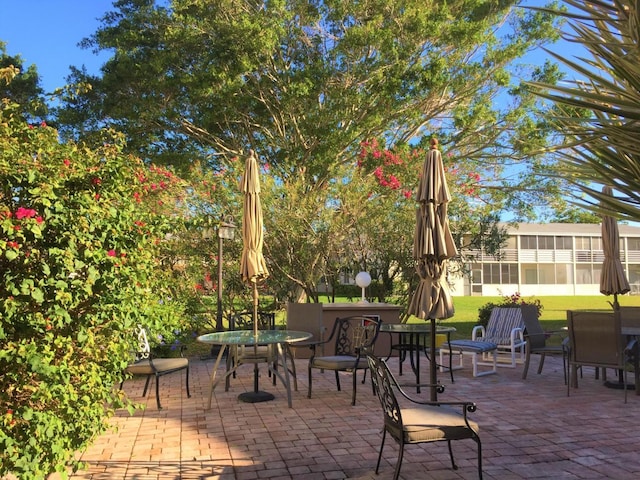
477,292,543,328
0,100,188,478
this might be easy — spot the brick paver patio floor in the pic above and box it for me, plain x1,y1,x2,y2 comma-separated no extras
51,349,640,479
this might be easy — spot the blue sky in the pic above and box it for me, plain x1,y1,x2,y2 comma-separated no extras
1,1,580,95
0,1,113,92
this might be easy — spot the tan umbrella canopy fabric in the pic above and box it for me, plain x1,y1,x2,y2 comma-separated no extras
600,186,629,310
239,150,269,336
407,138,457,401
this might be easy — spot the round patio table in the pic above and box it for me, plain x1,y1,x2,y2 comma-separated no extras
380,323,456,393
197,330,312,408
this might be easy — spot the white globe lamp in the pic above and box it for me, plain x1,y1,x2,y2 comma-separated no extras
355,271,372,304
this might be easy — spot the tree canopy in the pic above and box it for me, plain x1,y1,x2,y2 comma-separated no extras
53,0,566,302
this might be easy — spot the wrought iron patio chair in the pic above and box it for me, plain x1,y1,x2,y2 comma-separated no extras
307,315,380,405
123,325,190,409
367,355,483,480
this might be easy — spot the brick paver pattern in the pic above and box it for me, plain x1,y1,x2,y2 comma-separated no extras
48,349,640,479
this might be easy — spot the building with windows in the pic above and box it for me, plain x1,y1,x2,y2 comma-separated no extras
454,223,640,297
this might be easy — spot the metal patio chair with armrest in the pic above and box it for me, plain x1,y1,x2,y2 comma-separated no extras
473,307,527,368
367,355,483,480
566,310,638,403
122,324,190,410
521,304,568,383
307,315,381,405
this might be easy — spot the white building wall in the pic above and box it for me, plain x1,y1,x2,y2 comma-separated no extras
452,222,640,297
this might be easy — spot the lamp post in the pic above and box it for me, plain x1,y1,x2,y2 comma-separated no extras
355,271,372,304
216,217,236,332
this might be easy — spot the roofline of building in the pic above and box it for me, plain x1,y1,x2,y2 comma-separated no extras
499,222,640,236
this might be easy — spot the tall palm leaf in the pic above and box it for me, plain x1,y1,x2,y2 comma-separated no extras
528,0,640,221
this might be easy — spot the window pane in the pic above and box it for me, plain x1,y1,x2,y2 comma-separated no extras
628,238,640,251
521,264,538,284
576,265,592,284
483,264,500,284
555,263,573,284
555,236,572,249
538,264,555,283
575,237,590,250
538,236,554,249
521,236,537,249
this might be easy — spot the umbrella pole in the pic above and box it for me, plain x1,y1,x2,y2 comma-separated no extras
238,280,275,403
430,318,438,401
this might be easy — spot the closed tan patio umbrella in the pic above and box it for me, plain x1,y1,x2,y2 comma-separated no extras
238,149,271,402
407,138,457,401
600,185,629,310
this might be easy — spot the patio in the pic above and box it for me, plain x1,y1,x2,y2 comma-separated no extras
58,352,640,479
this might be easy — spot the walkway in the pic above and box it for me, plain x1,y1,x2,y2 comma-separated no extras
57,351,640,479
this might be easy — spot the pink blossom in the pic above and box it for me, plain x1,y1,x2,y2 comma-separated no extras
15,207,37,219
107,250,117,257
388,175,401,190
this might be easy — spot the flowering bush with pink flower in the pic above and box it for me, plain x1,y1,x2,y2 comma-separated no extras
0,100,190,477
356,138,483,201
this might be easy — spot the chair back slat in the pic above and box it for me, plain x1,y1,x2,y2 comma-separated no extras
619,306,640,329
485,308,524,344
567,310,624,366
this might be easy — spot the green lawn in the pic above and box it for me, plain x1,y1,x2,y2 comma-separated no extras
438,295,640,341
194,295,640,353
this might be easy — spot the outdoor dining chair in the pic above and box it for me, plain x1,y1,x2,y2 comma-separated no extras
307,315,380,405
566,310,638,403
367,355,483,480
619,306,640,330
472,306,527,367
521,305,568,383
122,325,190,409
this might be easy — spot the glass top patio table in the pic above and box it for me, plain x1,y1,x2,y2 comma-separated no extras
198,330,312,346
197,330,312,408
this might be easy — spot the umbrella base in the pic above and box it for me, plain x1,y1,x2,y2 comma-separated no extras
238,391,275,403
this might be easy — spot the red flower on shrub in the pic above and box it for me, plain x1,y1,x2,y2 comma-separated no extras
15,207,37,219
